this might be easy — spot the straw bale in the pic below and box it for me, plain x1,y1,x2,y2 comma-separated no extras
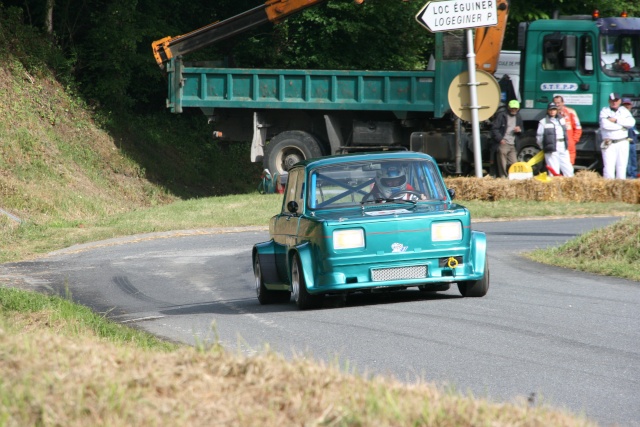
444,171,640,204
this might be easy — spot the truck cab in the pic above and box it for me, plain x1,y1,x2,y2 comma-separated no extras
516,15,640,170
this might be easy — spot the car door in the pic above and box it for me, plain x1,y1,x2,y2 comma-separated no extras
272,168,305,279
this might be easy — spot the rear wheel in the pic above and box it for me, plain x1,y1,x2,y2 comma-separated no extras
457,259,490,297
254,256,290,304
264,131,323,176
291,254,322,310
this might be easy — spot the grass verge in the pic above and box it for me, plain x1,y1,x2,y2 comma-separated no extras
2,195,640,264
526,214,640,281
0,287,598,427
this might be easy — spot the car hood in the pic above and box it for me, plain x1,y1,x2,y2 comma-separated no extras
309,202,467,223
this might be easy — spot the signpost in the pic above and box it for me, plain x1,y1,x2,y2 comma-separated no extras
416,0,498,32
416,0,498,178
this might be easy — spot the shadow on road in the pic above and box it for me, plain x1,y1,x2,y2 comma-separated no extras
157,289,461,317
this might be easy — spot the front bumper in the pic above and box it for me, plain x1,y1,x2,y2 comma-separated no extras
306,231,487,294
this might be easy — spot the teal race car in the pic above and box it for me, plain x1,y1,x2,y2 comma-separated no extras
252,152,489,309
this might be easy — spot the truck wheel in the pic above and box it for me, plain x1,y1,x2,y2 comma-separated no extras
264,131,323,176
440,162,472,176
517,144,545,175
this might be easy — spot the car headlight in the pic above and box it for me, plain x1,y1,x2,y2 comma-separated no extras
333,229,365,250
431,221,462,242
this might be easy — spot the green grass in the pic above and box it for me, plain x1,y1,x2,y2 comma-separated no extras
0,285,598,427
3,195,640,264
527,214,640,281
0,193,640,262
0,286,177,351
460,199,640,219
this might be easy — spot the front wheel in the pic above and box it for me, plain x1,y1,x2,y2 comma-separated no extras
291,254,322,310
264,131,324,176
457,259,490,297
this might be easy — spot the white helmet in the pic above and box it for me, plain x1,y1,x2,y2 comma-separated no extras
375,164,407,198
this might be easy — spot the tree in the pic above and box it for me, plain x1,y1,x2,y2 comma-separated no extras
231,0,433,70
4,0,640,112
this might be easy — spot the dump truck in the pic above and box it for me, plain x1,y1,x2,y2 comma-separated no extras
153,0,509,176
153,2,640,176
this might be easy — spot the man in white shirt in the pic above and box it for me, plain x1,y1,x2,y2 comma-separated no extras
599,92,636,179
536,102,573,177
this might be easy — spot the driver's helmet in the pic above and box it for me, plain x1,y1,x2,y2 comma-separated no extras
375,163,407,198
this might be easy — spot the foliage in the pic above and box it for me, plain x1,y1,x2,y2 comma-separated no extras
3,0,640,110
233,1,432,70
0,5,75,85
504,0,640,49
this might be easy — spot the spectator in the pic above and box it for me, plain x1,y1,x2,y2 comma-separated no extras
599,93,635,179
553,95,582,165
490,99,524,178
621,98,638,179
536,102,574,177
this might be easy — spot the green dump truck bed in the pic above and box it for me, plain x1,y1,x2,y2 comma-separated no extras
166,58,461,117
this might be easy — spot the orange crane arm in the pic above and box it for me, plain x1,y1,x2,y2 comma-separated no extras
474,0,510,74
152,0,330,69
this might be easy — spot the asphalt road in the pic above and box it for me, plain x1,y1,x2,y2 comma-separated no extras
1,217,639,426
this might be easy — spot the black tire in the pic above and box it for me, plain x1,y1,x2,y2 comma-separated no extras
457,259,489,297
264,131,323,176
290,254,322,310
440,162,472,177
254,256,291,305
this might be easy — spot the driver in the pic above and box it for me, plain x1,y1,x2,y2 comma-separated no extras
363,163,424,202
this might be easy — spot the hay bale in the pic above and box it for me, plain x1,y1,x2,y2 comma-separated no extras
444,171,640,203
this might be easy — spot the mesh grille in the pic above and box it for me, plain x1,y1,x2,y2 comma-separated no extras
371,265,427,282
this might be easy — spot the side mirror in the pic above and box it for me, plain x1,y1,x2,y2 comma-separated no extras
517,22,528,51
562,35,577,69
287,200,299,214
447,188,456,200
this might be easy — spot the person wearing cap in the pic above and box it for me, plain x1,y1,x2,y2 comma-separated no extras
490,99,524,178
621,98,638,179
553,95,582,165
536,102,574,177
599,93,636,179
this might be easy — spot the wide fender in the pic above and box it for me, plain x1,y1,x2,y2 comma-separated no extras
253,240,280,284
469,230,488,276
288,242,316,290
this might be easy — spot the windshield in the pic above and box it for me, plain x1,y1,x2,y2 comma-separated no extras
307,158,449,210
600,33,640,76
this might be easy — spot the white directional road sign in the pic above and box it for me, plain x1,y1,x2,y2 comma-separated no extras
416,0,498,32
